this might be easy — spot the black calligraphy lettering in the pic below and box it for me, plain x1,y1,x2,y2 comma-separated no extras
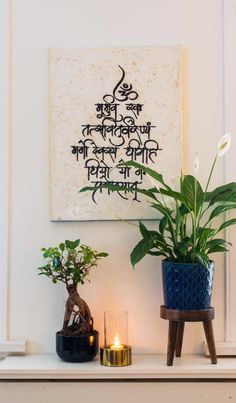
90,180,142,203
112,65,138,102
70,65,162,204
125,103,143,118
85,159,111,181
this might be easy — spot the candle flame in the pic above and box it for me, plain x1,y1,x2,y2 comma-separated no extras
113,334,121,347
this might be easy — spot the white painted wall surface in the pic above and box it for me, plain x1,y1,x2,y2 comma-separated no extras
1,382,236,403
9,0,225,354
224,0,236,343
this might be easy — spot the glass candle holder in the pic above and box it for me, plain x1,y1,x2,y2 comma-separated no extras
100,311,132,366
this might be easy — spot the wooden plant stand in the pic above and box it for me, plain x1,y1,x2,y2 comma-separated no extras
160,305,217,366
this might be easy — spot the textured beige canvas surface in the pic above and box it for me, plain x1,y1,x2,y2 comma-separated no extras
50,47,183,221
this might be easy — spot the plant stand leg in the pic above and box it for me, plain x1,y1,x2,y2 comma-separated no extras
203,320,217,364
167,320,178,366
175,321,185,357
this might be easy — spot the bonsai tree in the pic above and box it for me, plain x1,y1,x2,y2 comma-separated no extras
38,239,108,336
81,134,236,268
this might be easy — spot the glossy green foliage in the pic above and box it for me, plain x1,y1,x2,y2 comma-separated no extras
37,239,108,285
81,160,236,268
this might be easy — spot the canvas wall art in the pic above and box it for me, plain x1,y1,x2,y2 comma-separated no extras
50,47,183,220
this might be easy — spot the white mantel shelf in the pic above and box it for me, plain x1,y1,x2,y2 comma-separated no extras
1,355,236,380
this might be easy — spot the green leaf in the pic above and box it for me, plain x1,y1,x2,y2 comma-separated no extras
195,252,209,267
80,183,157,201
59,243,65,252
159,215,168,235
138,223,166,245
209,204,236,221
158,188,188,206
206,238,231,250
178,204,189,216
116,160,170,189
130,238,154,268
206,183,236,205
217,218,236,233
197,227,217,246
150,203,173,217
96,252,108,257
207,245,229,254
72,239,80,249
181,175,204,212
52,278,57,284
147,251,164,256
65,240,73,249
53,257,61,268
139,222,151,239
37,266,49,272
73,270,81,283
174,239,192,257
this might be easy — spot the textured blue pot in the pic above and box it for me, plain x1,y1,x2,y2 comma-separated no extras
162,260,214,310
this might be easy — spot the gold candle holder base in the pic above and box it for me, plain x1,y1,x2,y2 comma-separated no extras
100,345,132,367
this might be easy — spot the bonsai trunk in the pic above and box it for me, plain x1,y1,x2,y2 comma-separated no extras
61,283,94,336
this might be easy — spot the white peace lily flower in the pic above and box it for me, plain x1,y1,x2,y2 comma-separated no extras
193,153,199,175
217,133,231,157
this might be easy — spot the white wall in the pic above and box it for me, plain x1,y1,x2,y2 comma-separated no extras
1,382,236,403
9,0,225,354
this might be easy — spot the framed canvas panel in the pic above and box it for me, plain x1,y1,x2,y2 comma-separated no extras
50,46,183,221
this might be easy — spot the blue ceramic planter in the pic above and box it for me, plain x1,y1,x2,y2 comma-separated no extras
162,260,214,310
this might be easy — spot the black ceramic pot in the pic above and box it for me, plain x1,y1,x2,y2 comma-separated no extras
56,330,99,362
162,260,214,310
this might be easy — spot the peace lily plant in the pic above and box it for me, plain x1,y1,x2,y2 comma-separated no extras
81,133,236,269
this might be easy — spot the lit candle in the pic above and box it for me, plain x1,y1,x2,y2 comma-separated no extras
110,334,124,350
100,311,132,366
